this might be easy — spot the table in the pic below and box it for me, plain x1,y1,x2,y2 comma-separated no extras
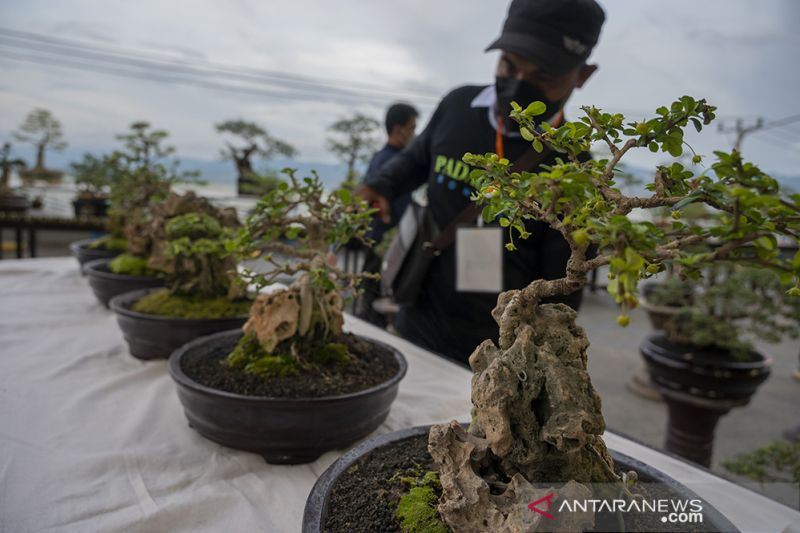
1,257,798,533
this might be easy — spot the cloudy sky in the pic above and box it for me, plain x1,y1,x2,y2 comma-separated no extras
1,0,799,179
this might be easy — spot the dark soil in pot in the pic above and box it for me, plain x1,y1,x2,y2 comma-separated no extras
84,258,163,308
110,288,249,360
640,332,771,401
69,238,122,272
304,426,738,533
169,329,407,464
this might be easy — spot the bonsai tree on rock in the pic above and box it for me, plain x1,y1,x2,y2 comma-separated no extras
129,190,248,318
226,170,379,374
215,119,297,196
14,108,67,184
425,97,800,532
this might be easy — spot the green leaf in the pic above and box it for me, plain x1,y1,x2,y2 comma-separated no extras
520,127,535,141
532,139,544,153
525,101,547,116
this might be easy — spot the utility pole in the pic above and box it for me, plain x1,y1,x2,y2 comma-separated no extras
718,118,764,152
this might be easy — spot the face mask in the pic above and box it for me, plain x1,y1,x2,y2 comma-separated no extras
494,76,564,133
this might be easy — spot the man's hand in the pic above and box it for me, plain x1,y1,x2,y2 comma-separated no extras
355,184,391,224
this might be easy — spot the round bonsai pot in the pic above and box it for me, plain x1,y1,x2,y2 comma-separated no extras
169,329,408,464
640,332,772,466
110,289,249,360
69,238,122,273
83,258,163,308
639,282,690,330
303,425,739,533
72,196,110,218
0,193,31,213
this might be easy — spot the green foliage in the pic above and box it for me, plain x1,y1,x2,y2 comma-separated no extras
70,153,122,194
233,169,377,294
458,96,800,326
105,122,202,242
109,253,162,277
88,236,128,252
216,120,297,160
13,108,67,160
224,333,351,377
326,113,381,183
723,440,800,484
131,288,252,319
237,171,285,197
653,267,800,358
395,471,448,533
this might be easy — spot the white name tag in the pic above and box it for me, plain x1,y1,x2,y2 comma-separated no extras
456,227,503,293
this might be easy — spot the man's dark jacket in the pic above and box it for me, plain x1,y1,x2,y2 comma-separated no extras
365,85,586,364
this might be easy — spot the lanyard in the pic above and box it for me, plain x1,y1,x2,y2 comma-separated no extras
495,110,564,160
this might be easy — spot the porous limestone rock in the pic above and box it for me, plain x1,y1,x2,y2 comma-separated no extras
243,288,301,353
428,292,619,532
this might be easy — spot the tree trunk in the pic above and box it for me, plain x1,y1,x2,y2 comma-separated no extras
35,144,45,170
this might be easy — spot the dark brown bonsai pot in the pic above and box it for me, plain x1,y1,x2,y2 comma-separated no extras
110,289,249,360
640,332,772,467
70,238,122,273
168,329,408,465
0,193,31,213
72,196,110,218
303,425,739,533
83,258,163,308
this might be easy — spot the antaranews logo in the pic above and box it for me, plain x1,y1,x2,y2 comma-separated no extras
527,489,705,526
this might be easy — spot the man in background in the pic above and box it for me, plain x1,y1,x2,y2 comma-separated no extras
356,0,605,364
354,102,418,326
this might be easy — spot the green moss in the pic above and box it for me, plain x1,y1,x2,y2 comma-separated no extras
132,288,252,319
395,471,448,533
224,333,351,378
109,253,161,277
89,236,128,251
310,342,350,365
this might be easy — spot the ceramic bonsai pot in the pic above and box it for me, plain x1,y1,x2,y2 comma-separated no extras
0,194,31,213
72,197,110,218
69,238,121,272
83,258,163,308
303,425,739,533
640,332,772,466
110,289,249,360
168,329,408,464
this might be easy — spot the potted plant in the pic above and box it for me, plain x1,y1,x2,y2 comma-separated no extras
640,265,800,466
14,108,67,185
109,190,246,359
304,96,800,532
0,142,29,213
78,122,197,295
69,153,118,218
168,171,407,464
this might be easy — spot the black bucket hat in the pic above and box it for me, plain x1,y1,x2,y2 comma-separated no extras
486,0,606,74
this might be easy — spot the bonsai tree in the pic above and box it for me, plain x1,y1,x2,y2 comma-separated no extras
225,170,377,375
93,122,200,257
215,119,297,196
326,113,381,188
14,108,67,183
0,142,27,196
644,265,800,358
723,439,800,484
421,97,800,532
129,190,249,318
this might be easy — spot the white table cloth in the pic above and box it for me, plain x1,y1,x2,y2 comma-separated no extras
1,257,798,533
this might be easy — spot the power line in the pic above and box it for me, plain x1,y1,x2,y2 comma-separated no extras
0,49,439,109
0,27,439,102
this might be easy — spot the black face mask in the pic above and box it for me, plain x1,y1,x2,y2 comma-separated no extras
494,76,564,133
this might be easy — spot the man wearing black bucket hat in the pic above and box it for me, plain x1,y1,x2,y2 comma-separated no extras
356,0,606,365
